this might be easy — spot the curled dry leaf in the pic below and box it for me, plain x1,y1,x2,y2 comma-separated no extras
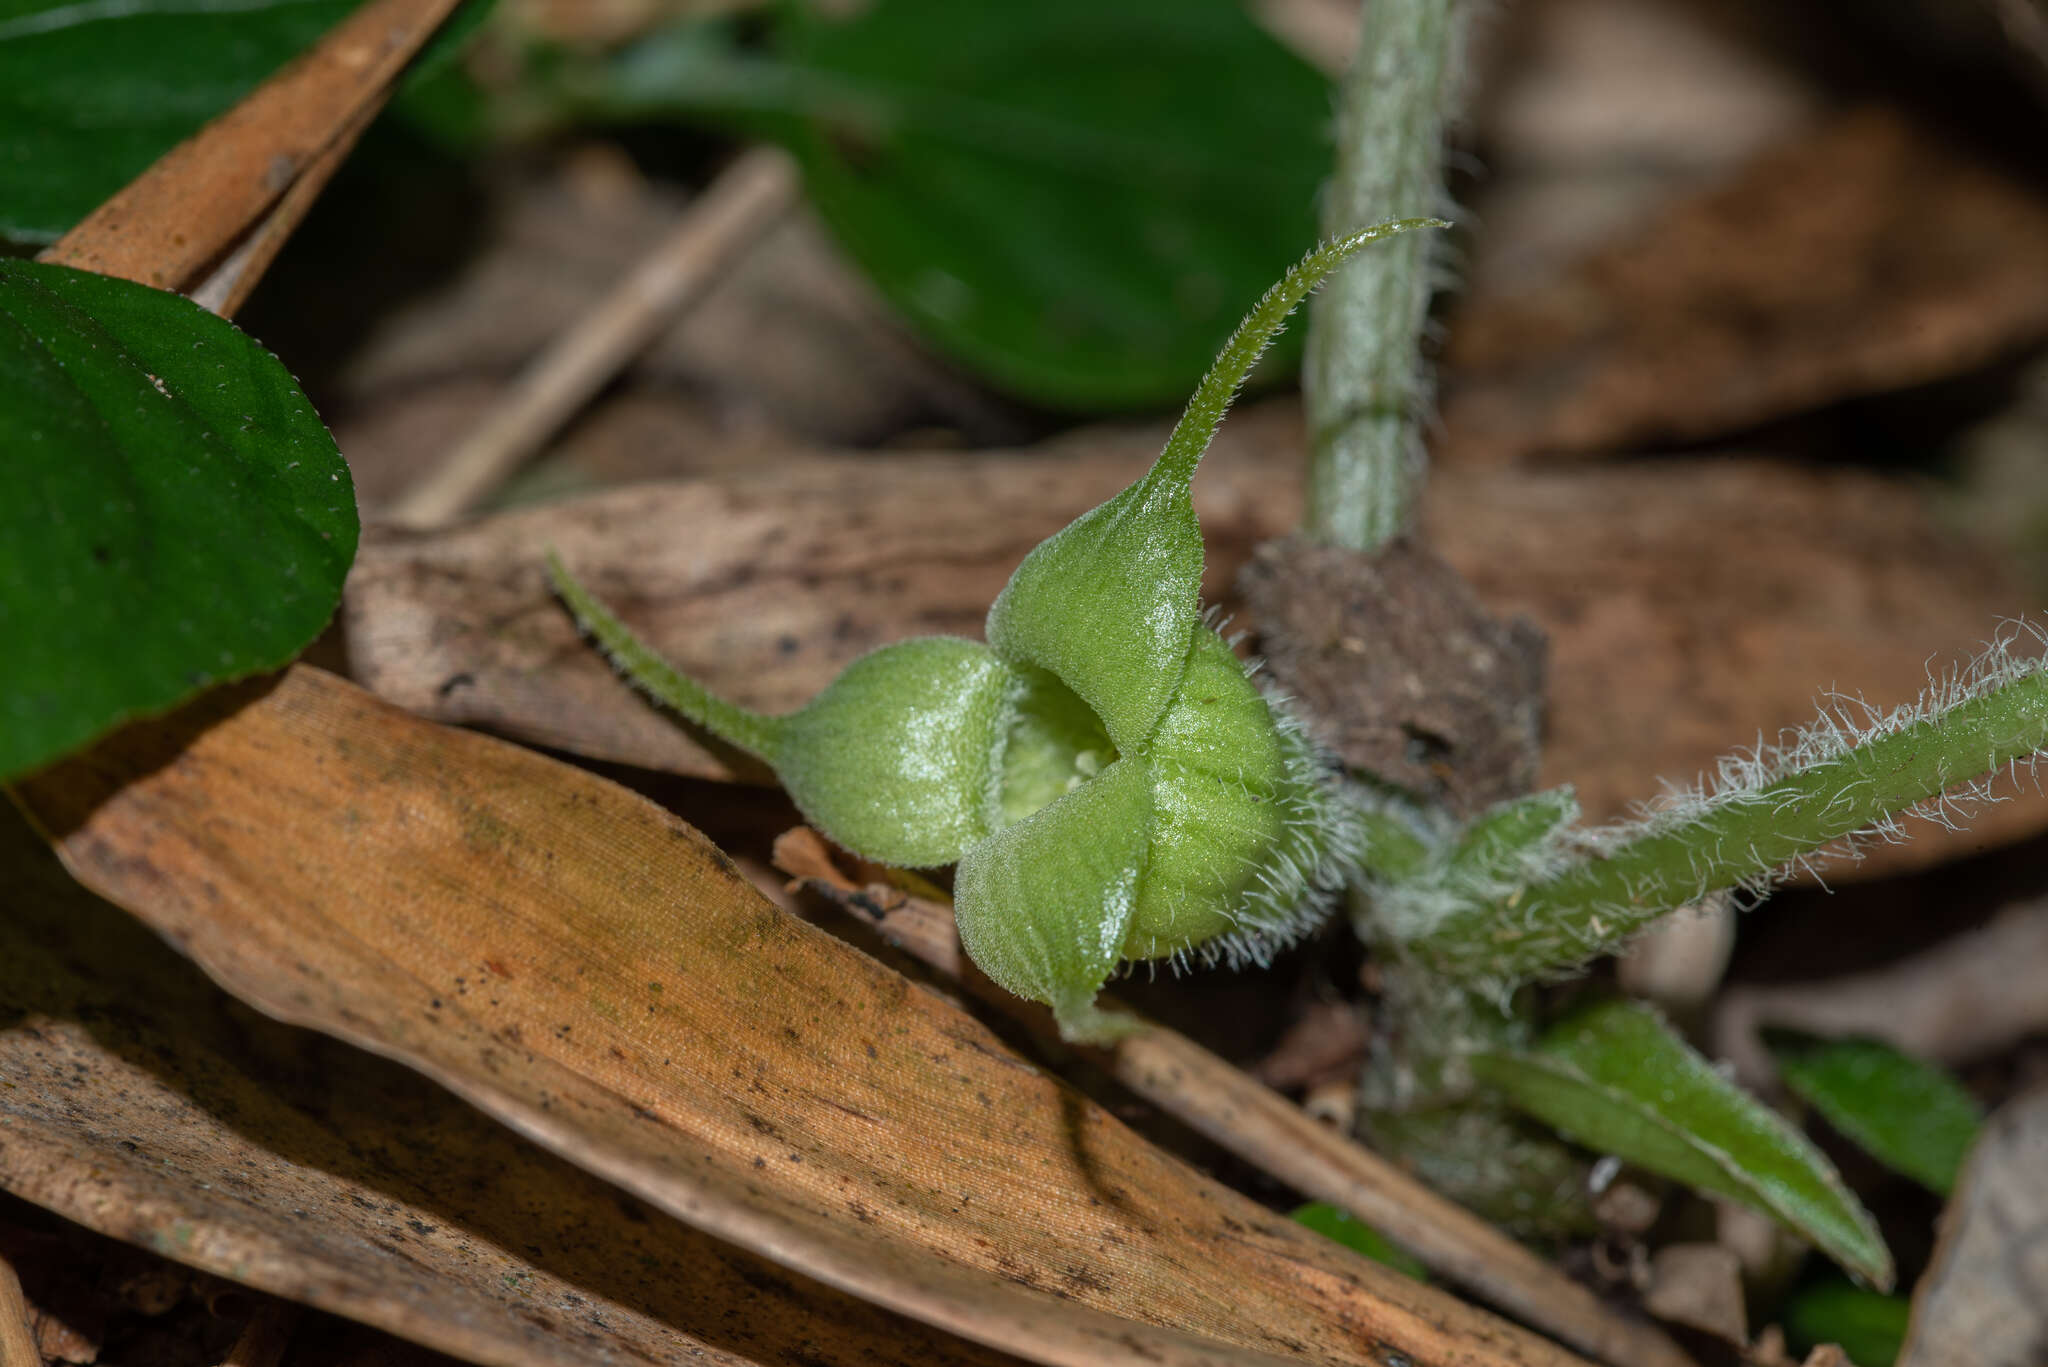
345,399,2043,880
1436,107,2048,465
10,667,1586,1367
1896,1083,2048,1367
0,802,1025,1367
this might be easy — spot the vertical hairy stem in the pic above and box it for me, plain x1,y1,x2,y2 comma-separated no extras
1303,0,1466,551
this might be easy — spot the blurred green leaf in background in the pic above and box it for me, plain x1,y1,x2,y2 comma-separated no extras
573,0,1335,410
1769,1030,1983,1196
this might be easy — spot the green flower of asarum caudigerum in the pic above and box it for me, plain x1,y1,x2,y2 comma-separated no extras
549,222,1441,1042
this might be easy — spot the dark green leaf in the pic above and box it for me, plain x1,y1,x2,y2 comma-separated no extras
1781,1277,1910,1367
1290,1203,1429,1281
0,0,496,243
1473,999,1892,1288
0,260,356,779
1768,1031,1982,1196
763,0,1332,409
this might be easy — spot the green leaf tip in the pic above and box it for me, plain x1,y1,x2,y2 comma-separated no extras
1477,999,1892,1289
0,259,354,779
550,237,1416,1038
1768,1031,1982,1197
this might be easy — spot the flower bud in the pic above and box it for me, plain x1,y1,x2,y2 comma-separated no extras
551,223,1438,1040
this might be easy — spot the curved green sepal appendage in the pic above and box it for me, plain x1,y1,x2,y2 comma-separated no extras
1474,999,1892,1289
986,220,1444,751
954,755,1153,1043
774,637,1012,868
546,553,781,757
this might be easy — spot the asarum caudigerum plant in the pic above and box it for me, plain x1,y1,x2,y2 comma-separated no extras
550,223,1437,1042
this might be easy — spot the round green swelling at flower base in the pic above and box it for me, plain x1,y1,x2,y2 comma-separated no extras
546,221,1441,1041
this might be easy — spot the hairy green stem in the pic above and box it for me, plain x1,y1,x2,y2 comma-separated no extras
1412,668,2048,983
1302,0,1466,551
546,553,783,757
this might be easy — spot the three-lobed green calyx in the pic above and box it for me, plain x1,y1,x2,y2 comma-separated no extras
549,222,1441,1041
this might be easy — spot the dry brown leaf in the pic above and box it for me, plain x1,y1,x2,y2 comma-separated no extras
1897,1082,2048,1367
1642,1246,1746,1345
1437,106,2048,464
345,400,2044,880
10,668,1586,1367
38,0,466,308
772,830,1699,1367
0,803,1033,1367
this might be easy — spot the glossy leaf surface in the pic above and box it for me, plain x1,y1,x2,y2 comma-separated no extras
1768,1030,1982,1196
1474,999,1892,1288
0,260,355,779
772,0,1332,408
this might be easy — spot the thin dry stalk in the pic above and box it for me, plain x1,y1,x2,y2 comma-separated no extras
388,146,800,527
773,828,1696,1367
0,1254,37,1367
188,98,383,320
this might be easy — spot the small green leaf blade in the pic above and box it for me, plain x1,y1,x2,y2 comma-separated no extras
1289,1203,1429,1281
952,755,1153,1042
1473,999,1892,1288
1768,1031,1982,1196
0,260,356,778
1780,1278,1910,1367
772,0,1336,409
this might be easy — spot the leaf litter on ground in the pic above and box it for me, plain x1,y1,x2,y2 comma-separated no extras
10,666,1589,1367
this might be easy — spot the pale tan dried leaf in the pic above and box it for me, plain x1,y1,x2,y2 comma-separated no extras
10,668,1584,1367
1643,1246,1747,1345
1897,1083,2048,1367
